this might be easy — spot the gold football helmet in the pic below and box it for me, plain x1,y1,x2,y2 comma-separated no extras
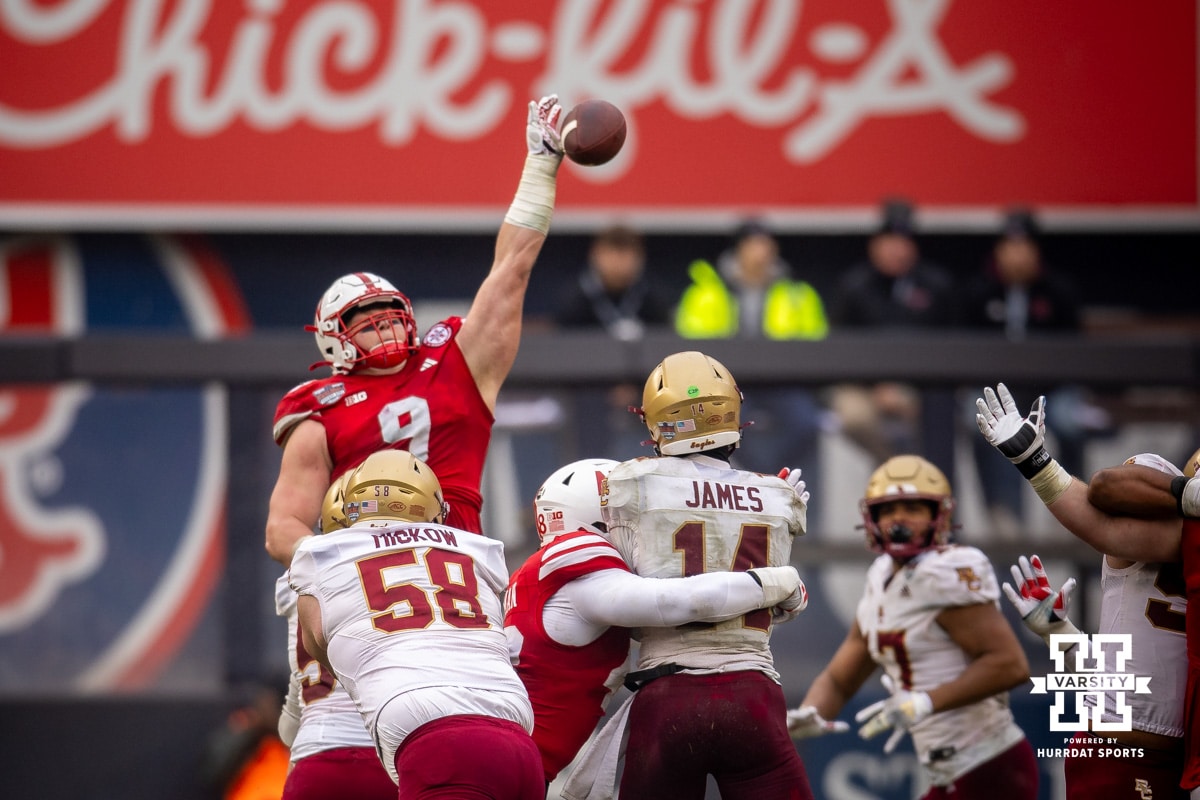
343,450,447,525
1185,446,1200,479
860,455,955,559
641,351,742,456
319,473,350,533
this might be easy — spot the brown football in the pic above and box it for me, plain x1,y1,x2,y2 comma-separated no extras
561,100,627,166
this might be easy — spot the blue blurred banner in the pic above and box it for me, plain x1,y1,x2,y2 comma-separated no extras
0,234,249,692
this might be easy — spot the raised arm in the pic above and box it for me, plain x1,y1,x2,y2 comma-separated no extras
458,95,563,409
975,382,1183,562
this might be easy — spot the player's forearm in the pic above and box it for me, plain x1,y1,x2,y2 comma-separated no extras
265,515,315,567
927,650,1028,713
1089,466,1181,518
801,670,852,722
568,570,766,628
278,672,303,746
1048,488,1181,562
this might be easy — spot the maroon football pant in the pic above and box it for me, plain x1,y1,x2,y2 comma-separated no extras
282,745,396,800
921,738,1038,800
1064,730,1186,800
620,670,815,800
394,714,543,800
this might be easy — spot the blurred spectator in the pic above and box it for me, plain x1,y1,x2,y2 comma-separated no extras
199,680,289,800
828,198,957,471
555,224,674,461
959,207,1109,536
555,224,673,340
674,219,830,527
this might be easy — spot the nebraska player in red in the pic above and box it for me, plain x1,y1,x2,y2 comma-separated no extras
504,457,808,786
266,94,565,565
976,381,1200,797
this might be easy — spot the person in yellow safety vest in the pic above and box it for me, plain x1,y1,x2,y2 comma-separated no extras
675,221,828,341
673,220,831,533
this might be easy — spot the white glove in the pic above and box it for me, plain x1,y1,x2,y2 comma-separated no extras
975,383,1052,479
771,580,809,626
525,94,563,158
748,566,802,607
786,705,850,740
778,467,810,506
856,686,933,754
1002,554,1080,644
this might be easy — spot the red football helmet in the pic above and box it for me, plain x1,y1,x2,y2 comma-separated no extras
307,272,419,374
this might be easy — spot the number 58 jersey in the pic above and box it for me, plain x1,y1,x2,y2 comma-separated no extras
272,317,492,533
602,454,806,679
288,521,530,753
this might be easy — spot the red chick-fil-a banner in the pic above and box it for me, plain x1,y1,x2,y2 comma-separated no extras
0,0,1196,230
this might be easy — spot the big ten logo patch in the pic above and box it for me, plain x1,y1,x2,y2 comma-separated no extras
538,509,565,538
1031,634,1151,731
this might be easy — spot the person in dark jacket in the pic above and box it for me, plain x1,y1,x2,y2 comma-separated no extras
828,199,957,472
555,224,672,341
960,207,1108,538
958,207,1081,337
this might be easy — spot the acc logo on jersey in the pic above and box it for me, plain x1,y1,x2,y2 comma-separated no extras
422,323,452,347
0,234,247,692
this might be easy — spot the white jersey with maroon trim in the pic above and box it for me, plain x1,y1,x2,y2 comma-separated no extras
602,453,804,680
289,521,531,780
274,574,373,761
857,546,1025,786
1097,559,1186,737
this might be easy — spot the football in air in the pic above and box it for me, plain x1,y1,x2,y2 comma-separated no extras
562,100,627,166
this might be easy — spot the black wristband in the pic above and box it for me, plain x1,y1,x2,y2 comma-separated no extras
1172,475,1190,516
747,569,764,588
1016,446,1052,480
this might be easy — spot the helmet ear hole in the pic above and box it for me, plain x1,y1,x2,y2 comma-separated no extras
534,459,618,545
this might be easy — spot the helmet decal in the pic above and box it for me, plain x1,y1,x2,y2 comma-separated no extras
533,458,618,545
641,351,742,456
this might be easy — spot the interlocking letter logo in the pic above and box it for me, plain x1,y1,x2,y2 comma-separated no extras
1029,634,1151,731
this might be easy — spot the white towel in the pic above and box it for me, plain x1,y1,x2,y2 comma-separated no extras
560,693,635,800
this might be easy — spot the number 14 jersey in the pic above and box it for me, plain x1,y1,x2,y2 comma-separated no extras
603,454,805,680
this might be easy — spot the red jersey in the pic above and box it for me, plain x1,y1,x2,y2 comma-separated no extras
1181,517,1200,789
273,318,492,534
504,531,633,781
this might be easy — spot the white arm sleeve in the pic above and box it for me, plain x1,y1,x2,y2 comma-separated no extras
278,671,302,747
560,568,767,629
